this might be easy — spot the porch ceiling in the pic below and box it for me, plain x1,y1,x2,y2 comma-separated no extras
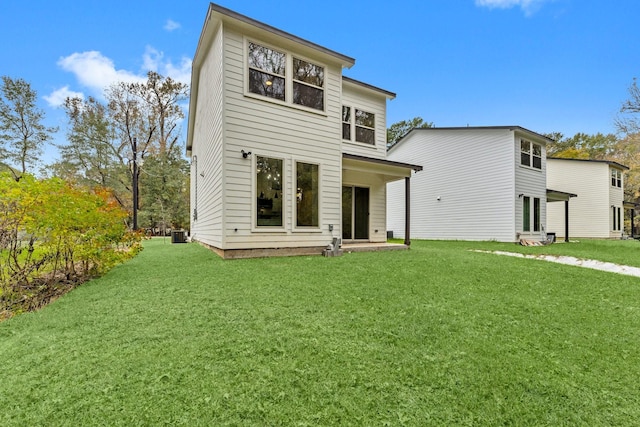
342,153,423,182
547,188,577,202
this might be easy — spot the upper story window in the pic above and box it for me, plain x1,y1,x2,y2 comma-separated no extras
293,58,324,110
611,168,622,188
342,106,351,140
248,42,286,101
520,140,542,169
247,41,325,112
355,110,375,145
342,106,375,145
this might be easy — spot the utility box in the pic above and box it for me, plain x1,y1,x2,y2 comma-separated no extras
171,230,187,243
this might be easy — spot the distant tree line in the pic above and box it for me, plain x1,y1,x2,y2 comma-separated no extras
0,72,190,233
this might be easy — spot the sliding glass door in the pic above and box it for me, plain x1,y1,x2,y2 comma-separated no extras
342,186,369,240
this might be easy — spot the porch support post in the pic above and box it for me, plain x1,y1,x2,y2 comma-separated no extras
564,200,570,243
404,177,411,246
632,208,635,238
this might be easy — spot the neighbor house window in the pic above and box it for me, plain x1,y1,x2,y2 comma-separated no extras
613,206,622,231
342,106,351,140
611,169,622,188
293,58,324,111
355,109,375,145
256,156,283,227
523,196,531,232
248,42,286,101
522,196,541,233
296,162,319,227
520,140,542,169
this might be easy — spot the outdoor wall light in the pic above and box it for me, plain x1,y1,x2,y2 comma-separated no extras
241,149,252,159
518,193,524,198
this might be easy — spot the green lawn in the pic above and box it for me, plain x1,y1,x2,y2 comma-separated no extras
1,238,640,426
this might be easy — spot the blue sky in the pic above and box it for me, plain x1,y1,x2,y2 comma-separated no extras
1,0,639,164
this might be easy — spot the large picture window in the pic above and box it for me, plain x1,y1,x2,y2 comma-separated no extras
256,156,283,227
520,140,542,169
296,162,319,227
248,42,286,101
247,41,325,112
293,58,324,111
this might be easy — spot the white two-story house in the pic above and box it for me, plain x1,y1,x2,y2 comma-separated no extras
547,158,629,239
187,3,421,258
387,126,552,242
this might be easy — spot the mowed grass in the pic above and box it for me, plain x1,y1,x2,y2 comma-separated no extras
1,238,640,426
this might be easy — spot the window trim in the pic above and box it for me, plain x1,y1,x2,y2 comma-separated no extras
520,139,543,170
292,159,322,232
342,104,376,147
612,206,622,231
245,38,327,115
523,196,530,232
253,153,286,232
342,106,351,141
611,168,622,188
522,195,541,234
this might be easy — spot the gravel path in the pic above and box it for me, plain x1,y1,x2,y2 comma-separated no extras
474,250,640,278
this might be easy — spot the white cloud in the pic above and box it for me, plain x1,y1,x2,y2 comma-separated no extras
57,51,145,92
475,0,547,14
143,46,192,84
43,85,85,107
57,48,192,94
164,19,181,31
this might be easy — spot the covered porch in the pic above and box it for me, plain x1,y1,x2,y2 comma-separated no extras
624,200,638,238
341,153,422,246
546,188,577,242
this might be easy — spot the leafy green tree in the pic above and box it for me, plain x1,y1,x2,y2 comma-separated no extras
53,71,189,230
545,132,617,159
387,117,433,149
0,76,57,180
138,146,190,233
1,172,141,318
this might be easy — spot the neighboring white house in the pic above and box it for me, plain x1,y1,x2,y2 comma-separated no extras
187,3,421,258
386,126,552,242
547,158,629,239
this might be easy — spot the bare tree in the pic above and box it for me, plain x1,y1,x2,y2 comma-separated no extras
0,76,57,180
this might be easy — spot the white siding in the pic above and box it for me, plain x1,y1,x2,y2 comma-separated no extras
190,24,225,248
609,172,625,238
387,129,518,242
514,131,547,240
547,159,619,238
218,27,343,249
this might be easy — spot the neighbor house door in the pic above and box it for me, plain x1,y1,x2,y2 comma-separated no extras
342,186,369,240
